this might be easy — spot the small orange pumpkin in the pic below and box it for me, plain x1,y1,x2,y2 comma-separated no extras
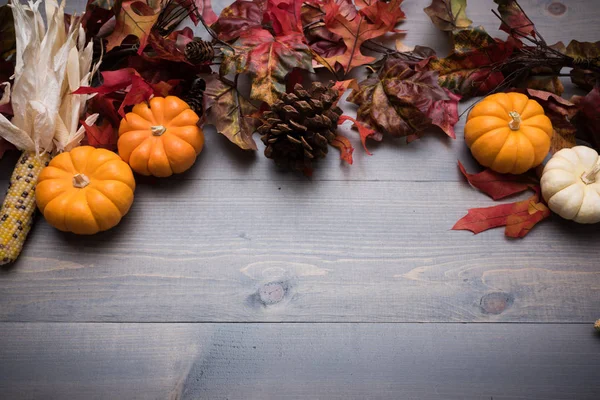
36,146,136,235
464,92,553,174
118,96,204,177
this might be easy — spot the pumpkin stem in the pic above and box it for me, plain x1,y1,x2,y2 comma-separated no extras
508,111,521,131
151,125,166,136
582,163,600,184
72,173,90,188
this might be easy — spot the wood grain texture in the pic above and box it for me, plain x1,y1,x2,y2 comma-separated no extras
0,322,599,400
0,180,599,322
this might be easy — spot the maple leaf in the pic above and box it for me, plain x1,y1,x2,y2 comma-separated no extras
494,0,535,38
347,57,459,139
204,75,260,150
428,28,517,98
330,134,354,164
338,115,381,155
213,0,267,41
510,88,578,154
453,186,550,238
221,28,313,104
82,118,118,150
572,87,600,149
424,0,471,32
458,161,534,201
321,0,405,74
105,0,162,54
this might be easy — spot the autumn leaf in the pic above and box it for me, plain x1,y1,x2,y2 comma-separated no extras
494,0,535,38
204,75,260,150
147,28,193,63
176,0,218,26
572,87,600,149
330,134,354,165
338,115,381,155
428,28,517,97
213,0,266,41
424,0,471,32
564,40,600,68
347,57,459,139
453,186,550,238
221,28,313,104
265,0,303,35
458,161,534,200
82,118,118,150
105,0,162,53
321,0,405,74
511,88,578,153
332,79,359,102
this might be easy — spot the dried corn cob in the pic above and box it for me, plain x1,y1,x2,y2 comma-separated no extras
0,152,51,265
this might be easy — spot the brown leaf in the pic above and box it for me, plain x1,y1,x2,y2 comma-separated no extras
424,0,471,32
565,40,600,68
452,186,550,238
221,28,313,104
572,87,600,149
494,0,535,38
458,161,533,201
105,0,162,53
204,75,259,150
348,58,459,139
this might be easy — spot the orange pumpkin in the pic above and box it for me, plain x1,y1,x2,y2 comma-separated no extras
118,96,204,177
464,92,553,174
36,146,136,235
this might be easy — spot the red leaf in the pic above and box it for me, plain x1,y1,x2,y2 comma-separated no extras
428,88,460,139
330,134,354,165
338,115,381,155
458,161,533,200
322,0,405,73
119,75,154,116
265,0,303,35
494,0,535,38
73,68,139,95
82,119,118,151
452,187,550,238
332,79,358,102
285,68,305,92
147,29,191,63
213,0,267,41
181,0,218,25
572,87,600,148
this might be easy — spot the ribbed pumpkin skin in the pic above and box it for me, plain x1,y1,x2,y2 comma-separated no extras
464,93,553,174
36,146,136,235
118,96,204,177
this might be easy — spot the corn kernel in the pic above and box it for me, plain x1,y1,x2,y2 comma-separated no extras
0,151,51,265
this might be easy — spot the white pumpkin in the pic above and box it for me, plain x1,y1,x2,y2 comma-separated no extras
541,146,600,224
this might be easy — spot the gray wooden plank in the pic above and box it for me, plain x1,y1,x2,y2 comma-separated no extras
1,179,599,323
0,322,598,400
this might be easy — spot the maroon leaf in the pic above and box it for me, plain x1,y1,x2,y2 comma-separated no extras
494,0,535,38
458,161,533,200
213,0,267,41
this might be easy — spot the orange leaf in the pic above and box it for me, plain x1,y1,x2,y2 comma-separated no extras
323,0,405,74
331,134,354,165
338,115,381,155
452,186,550,238
105,0,161,54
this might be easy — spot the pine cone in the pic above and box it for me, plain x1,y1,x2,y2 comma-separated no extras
184,39,215,64
258,81,343,173
181,78,206,117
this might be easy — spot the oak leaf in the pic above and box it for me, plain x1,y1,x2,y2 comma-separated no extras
204,75,260,150
221,28,313,104
453,186,550,238
424,0,471,32
105,0,161,53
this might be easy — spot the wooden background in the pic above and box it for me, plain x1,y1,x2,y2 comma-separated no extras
1,0,600,398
